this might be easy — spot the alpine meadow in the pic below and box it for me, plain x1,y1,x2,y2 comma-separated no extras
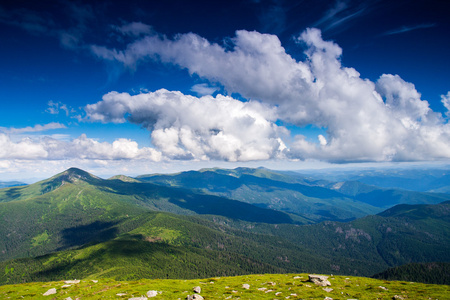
1,0,450,299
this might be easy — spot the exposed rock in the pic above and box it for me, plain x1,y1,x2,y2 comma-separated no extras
147,290,159,297
379,286,388,290
65,280,80,284
393,296,405,300
293,276,302,279
258,287,267,291
116,293,127,296
193,286,201,293
62,284,71,288
308,274,331,286
91,280,98,283
242,283,250,289
64,297,73,300
323,287,333,293
186,295,204,300
324,297,333,300
128,297,147,300
43,288,57,296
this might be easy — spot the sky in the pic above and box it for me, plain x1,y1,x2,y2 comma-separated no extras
0,0,449,181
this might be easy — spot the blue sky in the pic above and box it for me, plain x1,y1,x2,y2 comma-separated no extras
0,0,449,181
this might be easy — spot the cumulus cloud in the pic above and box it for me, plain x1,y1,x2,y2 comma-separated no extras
85,89,287,161
0,133,161,161
87,27,450,163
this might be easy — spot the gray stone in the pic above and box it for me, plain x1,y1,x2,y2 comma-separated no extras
128,297,147,300
242,283,250,289
308,274,331,286
43,288,57,296
323,287,333,293
193,286,201,293
187,295,204,300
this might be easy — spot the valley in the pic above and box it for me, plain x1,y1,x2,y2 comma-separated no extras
0,166,449,296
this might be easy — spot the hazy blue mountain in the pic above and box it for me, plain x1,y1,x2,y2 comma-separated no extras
291,166,450,193
0,181,26,189
137,167,450,222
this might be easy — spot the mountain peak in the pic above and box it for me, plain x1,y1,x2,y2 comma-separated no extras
52,167,101,185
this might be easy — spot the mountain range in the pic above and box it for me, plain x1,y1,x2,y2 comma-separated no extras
0,167,449,285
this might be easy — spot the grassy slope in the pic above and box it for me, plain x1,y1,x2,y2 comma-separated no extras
0,168,293,262
0,274,448,300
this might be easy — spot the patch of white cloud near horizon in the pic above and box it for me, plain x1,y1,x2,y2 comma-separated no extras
0,122,67,134
85,90,287,162
0,133,162,161
89,26,450,162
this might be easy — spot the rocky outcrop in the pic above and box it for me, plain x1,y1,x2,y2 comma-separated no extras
308,274,331,286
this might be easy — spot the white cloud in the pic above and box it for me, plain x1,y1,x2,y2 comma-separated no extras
441,92,450,117
85,89,287,161
190,83,219,96
0,133,161,161
0,123,67,134
0,135,48,160
87,27,450,163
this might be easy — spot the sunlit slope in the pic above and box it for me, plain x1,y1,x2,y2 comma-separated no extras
0,168,293,262
2,274,449,300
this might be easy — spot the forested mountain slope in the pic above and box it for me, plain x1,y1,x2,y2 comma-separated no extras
0,168,292,262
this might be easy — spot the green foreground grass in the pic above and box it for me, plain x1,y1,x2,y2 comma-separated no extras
0,273,448,300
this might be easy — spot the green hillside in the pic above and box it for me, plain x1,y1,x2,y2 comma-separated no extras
0,168,295,262
0,211,331,285
1,274,448,300
212,201,450,276
1,167,449,287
